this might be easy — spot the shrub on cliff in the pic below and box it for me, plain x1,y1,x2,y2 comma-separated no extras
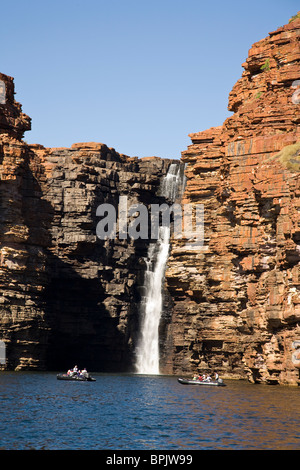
275,142,300,172
289,12,300,23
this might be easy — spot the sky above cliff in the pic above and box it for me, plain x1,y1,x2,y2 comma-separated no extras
1,0,298,158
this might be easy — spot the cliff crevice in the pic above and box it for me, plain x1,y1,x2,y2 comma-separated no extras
164,14,300,385
0,14,300,384
0,73,177,371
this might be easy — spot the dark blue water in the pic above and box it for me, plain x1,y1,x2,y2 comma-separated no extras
0,372,299,450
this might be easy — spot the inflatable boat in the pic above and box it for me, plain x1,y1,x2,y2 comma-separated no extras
57,373,96,382
178,378,225,386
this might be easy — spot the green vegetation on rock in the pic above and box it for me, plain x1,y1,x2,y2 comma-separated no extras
274,142,300,171
260,59,270,72
289,12,300,23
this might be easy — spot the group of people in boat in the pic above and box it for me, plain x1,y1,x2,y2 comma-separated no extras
192,372,219,382
67,365,89,378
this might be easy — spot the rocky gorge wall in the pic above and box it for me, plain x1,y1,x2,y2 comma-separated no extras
0,72,178,371
0,14,299,385
163,14,300,385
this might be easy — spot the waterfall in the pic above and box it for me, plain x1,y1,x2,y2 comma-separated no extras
135,226,170,374
160,163,182,201
135,162,183,374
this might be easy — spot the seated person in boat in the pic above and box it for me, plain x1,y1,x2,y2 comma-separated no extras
192,372,219,382
67,365,79,376
80,368,89,378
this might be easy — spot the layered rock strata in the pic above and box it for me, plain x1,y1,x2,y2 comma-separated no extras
0,73,177,371
1,14,299,384
164,15,300,385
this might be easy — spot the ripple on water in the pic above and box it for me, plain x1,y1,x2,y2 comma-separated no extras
0,373,300,450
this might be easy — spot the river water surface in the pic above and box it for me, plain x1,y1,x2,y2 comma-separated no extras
0,372,299,450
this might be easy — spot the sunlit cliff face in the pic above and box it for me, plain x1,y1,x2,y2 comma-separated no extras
164,14,300,385
0,13,300,384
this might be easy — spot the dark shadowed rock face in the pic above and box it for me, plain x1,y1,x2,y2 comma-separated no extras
1,14,299,384
0,73,177,371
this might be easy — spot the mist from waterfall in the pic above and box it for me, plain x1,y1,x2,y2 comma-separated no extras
135,163,183,375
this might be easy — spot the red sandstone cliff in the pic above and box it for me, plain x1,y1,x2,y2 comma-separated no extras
0,14,299,384
164,14,300,385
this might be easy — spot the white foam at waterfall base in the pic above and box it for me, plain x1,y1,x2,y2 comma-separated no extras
135,226,170,374
135,163,182,375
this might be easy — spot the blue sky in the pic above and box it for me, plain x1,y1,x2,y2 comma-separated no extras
1,0,298,158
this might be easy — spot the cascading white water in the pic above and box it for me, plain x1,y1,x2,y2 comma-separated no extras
135,163,182,375
135,226,170,374
161,163,183,201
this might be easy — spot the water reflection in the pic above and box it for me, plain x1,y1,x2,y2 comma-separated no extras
0,373,299,450
169,380,300,449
